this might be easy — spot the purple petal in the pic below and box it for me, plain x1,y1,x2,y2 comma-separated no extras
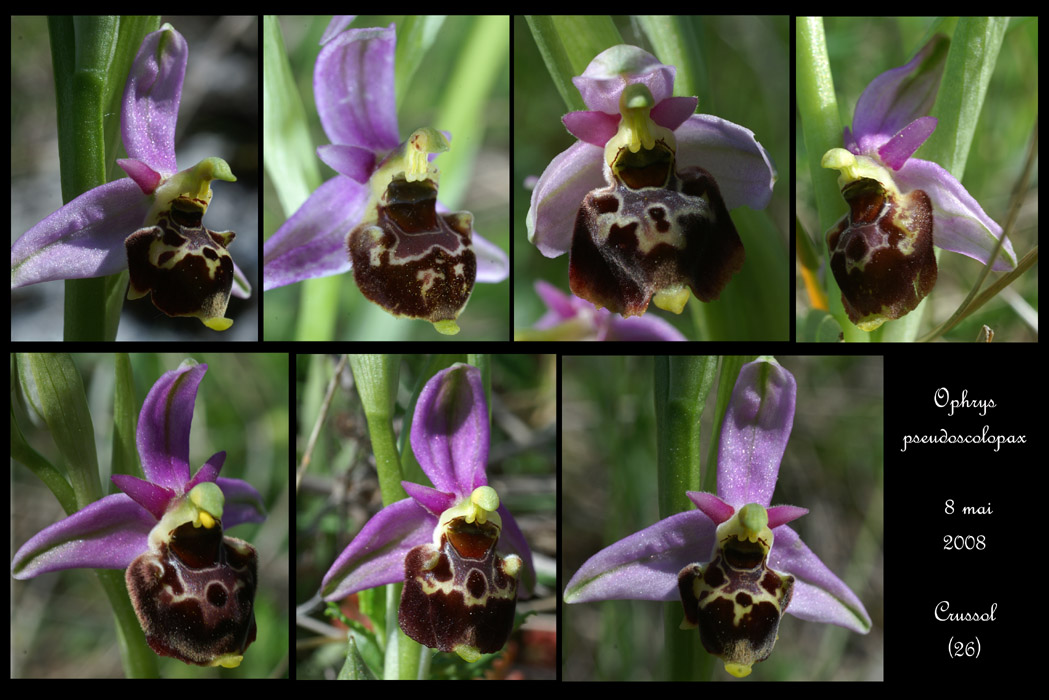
770,525,871,633
496,503,537,596
185,450,227,491
316,144,377,183
651,96,699,132
410,364,490,497
562,110,620,147
263,175,369,290
893,157,1016,270
717,358,796,507
526,140,605,258
531,280,687,341
11,179,152,288
534,279,577,323
111,474,176,520
851,34,949,156
564,510,715,603
11,494,155,579
876,116,937,170
602,312,688,342
572,45,676,114
767,504,808,528
674,114,775,211
215,476,267,529
121,24,187,178
472,228,510,283
401,480,456,517
686,491,735,524
117,158,164,194
314,23,400,152
321,497,434,600
137,362,208,491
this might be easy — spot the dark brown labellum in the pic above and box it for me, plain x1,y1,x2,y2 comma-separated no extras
399,517,518,659
569,146,744,318
125,195,235,330
348,175,476,326
826,177,936,330
125,520,258,667
679,537,794,676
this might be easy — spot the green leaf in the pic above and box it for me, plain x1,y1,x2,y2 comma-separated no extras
15,353,100,508
919,17,1008,179
263,15,323,217
653,356,717,519
337,634,377,679
10,408,77,515
433,15,508,210
395,16,447,110
110,352,138,487
525,15,623,112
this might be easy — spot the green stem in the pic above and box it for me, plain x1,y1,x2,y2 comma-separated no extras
48,16,159,340
654,356,717,681
347,354,426,679
796,17,867,342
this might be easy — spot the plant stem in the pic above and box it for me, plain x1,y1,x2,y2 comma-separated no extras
654,356,717,681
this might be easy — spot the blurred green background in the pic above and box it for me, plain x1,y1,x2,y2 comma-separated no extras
11,353,289,678
562,356,883,680
796,17,1038,341
263,17,510,340
514,16,790,339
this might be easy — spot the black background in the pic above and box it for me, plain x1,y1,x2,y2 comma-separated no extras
884,345,1035,680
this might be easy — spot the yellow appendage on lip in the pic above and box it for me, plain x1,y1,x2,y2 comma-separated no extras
189,481,225,528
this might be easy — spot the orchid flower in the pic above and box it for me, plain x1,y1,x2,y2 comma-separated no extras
263,21,509,336
821,34,1016,331
516,279,687,341
322,363,534,662
12,360,267,668
11,23,251,331
527,45,775,318
564,357,871,678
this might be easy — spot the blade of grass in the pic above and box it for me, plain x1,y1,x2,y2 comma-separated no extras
526,15,623,112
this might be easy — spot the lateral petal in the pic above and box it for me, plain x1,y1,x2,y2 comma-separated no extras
564,510,716,604
321,497,433,601
769,525,871,633
263,175,368,290
11,494,154,579
11,179,151,288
